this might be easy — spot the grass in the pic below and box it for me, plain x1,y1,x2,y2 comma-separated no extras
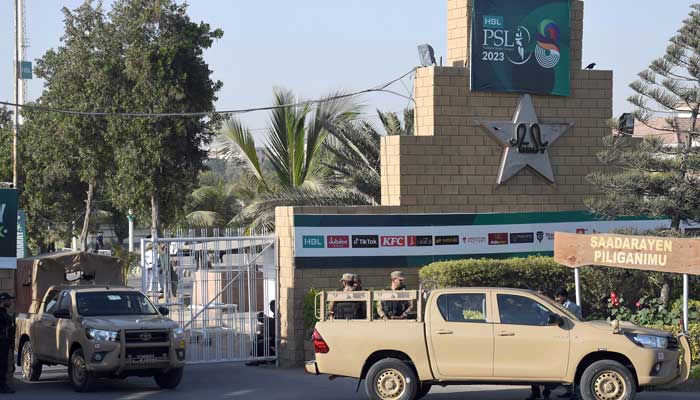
691,364,700,380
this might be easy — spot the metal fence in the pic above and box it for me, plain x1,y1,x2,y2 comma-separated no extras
140,229,277,364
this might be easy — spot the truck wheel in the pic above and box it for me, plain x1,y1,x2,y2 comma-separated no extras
154,368,184,389
69,349,95,392
580,360,636,400
416,383,432,399
21,341,42,381
365,358,418,400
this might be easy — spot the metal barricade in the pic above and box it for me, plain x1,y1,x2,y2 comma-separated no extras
140,229,277,364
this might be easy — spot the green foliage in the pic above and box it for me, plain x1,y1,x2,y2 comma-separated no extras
111,245,139,285
303,288,321,337
0,107,12,183
607,295,698,326
420,256,699,319
588,4,700,230
323,108,413,203
105,0,224,233
213,89,366,233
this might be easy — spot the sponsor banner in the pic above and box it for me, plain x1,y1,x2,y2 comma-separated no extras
471,0,571,96
327,235,349,248
352,235,379,248
302,235,325,249
17,210,27,259
510,232,535,244
488,233,509,245
435,235,460,246
0,190,18,269
294,211,676,268
381,236,406,247
408,235,433,247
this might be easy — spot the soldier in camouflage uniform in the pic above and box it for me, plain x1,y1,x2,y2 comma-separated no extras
329,273,366,320
377,271,415,320
0,293,15,393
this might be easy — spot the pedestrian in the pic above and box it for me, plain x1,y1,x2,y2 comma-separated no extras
554,288,582,399
96,232,105,251
554,288,582,319
377,271,415,320
330,274,366,320
0,293,16,393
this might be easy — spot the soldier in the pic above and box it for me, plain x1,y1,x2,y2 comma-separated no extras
377,271,415,320
329,273,366,320
0,292,15,393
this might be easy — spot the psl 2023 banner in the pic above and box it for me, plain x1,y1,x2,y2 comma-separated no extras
471,0,571,96
0,189,18,269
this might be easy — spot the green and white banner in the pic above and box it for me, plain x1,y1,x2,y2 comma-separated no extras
294,211,671,269
0,189,18,269
471,0,570,96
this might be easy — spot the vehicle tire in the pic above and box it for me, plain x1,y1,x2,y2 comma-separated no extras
69,348,95,392
364,358,418,400
20,340,42,382
416,383,432,399
580,360,636,400
154,368,184,389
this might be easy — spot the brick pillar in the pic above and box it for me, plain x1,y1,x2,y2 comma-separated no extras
447,0,470,67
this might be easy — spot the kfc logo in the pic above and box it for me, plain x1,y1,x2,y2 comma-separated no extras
381,236,406,247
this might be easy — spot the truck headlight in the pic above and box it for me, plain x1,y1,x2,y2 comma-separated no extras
86,328,119,342
626,333,668,349
172,327,185,338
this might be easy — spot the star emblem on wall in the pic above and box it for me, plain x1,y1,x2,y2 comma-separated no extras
478,94,573,185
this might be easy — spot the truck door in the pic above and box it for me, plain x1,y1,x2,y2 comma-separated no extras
492,293,570,379
34,290,60,358
55,291,73,362
427,291,494,378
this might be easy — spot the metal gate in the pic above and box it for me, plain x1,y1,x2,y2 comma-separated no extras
139,231,277,364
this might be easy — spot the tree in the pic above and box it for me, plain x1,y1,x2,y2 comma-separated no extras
22,1,116,251
586,4,700,231
323,108,413,203
104,0,223,239
0,107,12,183
213,88,365,232
182,171,243,228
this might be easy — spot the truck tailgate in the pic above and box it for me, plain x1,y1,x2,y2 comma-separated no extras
313,321,433,381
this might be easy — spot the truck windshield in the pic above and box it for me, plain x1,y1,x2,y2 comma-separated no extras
76,292,158,316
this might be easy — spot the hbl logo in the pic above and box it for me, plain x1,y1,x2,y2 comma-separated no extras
302,236,325,248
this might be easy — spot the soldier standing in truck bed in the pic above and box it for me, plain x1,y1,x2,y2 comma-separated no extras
330,273,366,320
377,271,415,320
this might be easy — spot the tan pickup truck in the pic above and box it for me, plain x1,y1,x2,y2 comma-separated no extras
306,287,692,400
15,285,186,392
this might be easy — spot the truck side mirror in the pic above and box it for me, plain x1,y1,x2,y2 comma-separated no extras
158,306,170,316
53,309,71,319
548,313,564,327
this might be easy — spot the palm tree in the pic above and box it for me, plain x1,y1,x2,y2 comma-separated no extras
323,108,414,203
183,171,244,228
213,88,368,232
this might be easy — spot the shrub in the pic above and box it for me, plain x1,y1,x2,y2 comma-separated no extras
302,288,321,338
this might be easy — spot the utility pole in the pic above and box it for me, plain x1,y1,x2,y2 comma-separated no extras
13,0,27,189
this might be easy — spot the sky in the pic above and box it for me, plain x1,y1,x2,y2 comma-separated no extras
0,0,696,141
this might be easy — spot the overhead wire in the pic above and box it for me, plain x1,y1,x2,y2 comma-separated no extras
0,68,418,119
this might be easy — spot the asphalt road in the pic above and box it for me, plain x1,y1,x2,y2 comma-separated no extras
6,364,698,400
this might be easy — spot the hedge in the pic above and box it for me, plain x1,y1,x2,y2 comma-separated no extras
649,323,699,366
419,256,700,319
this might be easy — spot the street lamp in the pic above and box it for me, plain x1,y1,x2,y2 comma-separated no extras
128,209,135,253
